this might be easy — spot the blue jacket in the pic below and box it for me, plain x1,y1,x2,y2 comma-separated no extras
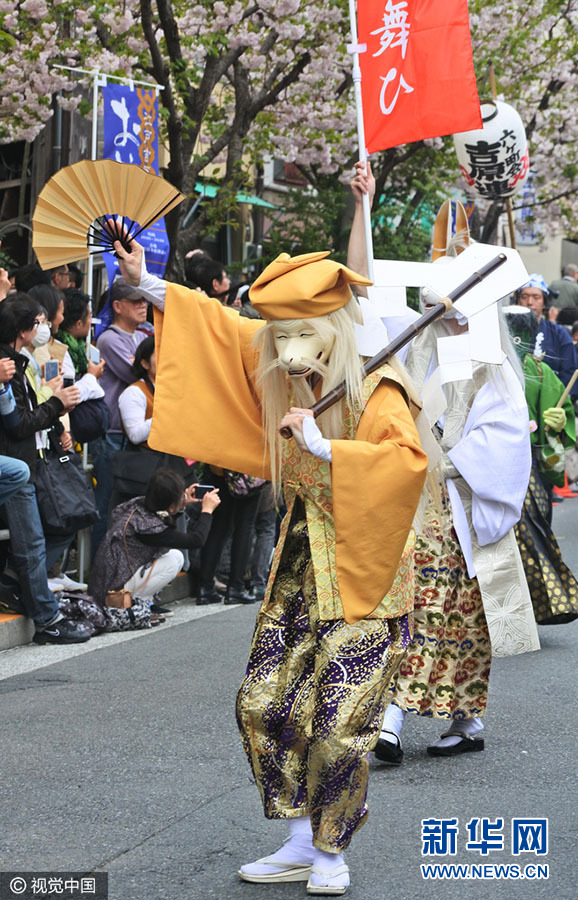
537,319,578,397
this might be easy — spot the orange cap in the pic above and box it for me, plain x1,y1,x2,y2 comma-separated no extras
249,251,372,320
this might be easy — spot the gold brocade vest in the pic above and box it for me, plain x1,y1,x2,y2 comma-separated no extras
262,364,416,622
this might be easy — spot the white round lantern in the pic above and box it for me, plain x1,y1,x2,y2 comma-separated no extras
453,100,530,199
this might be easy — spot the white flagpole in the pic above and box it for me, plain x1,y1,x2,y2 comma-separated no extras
348,0,374,281
85,70,104,307
80,70,104,576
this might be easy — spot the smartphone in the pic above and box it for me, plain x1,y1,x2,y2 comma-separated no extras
195,484,216,499
62,376,75,388
44,359,59,381
89,345,101,365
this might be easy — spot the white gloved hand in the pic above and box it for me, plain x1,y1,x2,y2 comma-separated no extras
302,415,332,462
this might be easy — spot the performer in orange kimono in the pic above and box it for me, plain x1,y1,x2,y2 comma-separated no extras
114,238,427,896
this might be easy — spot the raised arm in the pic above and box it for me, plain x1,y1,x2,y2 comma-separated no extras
347,161,375,293
113,236,167,310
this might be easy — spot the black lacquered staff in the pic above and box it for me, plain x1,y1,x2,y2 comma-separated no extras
280,253,508,439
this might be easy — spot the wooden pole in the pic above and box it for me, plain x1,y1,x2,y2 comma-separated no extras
279,253,509,438
556,369,578,408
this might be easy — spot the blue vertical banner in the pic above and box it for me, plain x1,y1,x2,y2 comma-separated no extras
101,83,170,280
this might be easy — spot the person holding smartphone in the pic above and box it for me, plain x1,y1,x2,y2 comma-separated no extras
0,293,88,645
88,469,220,618
30,285,105,404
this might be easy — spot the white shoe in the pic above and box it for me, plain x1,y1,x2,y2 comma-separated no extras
48,574,88,593
238,857,312,883
307,863,350,895
239,835,314,883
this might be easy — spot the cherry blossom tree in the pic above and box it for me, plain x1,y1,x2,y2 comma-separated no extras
0,0,354,274
270,0,578,251
2,0,578,268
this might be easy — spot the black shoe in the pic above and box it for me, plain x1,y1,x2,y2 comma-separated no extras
224,589,256,605
427,735,485,757
374,731,404,765
150,602,174,617
197,586,223,606
0,575,24,614
33,618,92,645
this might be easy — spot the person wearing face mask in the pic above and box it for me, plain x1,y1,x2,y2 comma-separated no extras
0,293,89,644
21,307,87,592
20,310,73,448
29,284,68,370
23,313,56,396
112,228,427,896
30,285,105,407
348,162,536,764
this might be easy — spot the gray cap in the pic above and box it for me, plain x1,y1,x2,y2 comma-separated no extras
109,278,146,304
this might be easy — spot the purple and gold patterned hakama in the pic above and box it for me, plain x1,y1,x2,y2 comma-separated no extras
236,502,411,852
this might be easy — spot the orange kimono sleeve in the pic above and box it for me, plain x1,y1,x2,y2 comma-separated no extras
331,379,428,623
149,282,271,478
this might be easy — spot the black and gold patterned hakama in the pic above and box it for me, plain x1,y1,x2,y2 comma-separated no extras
515,467,578,625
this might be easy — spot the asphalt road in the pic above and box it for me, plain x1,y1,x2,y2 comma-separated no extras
0,500,576,900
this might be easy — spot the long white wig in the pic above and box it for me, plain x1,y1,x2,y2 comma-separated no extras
252,298,366,489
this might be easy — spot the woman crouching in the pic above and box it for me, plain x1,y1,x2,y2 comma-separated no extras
89,468,220,626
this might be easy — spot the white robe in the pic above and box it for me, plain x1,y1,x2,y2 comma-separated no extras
446,361,530,575
382,313,539,656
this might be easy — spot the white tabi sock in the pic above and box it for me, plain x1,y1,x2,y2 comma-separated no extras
431,717,484,749
289,815,313,838
380,703,406,743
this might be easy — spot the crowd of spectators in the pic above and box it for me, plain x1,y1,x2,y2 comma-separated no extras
0,253,276,645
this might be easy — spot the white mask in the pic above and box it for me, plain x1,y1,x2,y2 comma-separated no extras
272,320,335,376
31,322,52,348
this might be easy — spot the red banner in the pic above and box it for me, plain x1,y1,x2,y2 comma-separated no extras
357,0,482,153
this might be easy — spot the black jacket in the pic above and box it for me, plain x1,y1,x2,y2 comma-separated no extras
0,344,64,481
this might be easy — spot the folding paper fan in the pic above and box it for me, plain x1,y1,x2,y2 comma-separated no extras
32,159,185,269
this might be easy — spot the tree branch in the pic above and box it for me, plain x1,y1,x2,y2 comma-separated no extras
156,0,192,97
140,0,183,188
511,184,578,211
